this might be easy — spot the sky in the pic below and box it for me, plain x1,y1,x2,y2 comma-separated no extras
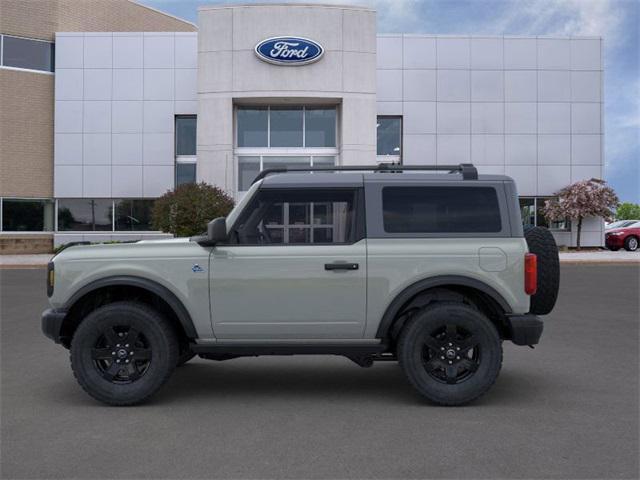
140,0,639,203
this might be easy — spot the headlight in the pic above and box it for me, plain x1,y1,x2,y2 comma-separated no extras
47,262,54,297
609,231,624,236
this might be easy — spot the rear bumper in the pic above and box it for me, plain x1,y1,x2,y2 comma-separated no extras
506,314,543,346
41,308,68,344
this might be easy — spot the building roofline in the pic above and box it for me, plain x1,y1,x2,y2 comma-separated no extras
129,0,198,29
380,33,602,40
198,2,374,12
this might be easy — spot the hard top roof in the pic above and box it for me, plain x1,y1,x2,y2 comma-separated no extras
260,171,513,188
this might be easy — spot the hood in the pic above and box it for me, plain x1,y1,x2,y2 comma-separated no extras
136,237,189,244
53,236,197,262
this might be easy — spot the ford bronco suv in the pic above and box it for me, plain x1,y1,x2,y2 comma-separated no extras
42,164,560,406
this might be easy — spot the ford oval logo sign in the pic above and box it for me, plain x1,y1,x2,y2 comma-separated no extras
255,37,324,66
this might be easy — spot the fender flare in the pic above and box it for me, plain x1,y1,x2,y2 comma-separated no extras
375,275,512,339
64,275,198,339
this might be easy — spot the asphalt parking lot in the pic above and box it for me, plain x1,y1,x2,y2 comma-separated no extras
1,265,638,479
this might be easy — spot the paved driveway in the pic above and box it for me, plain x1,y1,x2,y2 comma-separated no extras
1,265,638,479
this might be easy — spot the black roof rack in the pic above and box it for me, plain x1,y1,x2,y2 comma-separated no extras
252,163,478,184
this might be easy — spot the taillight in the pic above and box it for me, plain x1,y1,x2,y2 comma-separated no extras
524,253,537,295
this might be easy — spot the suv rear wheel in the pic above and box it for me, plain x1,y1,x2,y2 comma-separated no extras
397,302,502,406
70,301,179,406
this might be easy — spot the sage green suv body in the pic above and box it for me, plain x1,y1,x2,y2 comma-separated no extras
42,164,556,406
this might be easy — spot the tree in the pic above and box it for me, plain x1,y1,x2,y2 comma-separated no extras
543,178,619,250
152,182,235,237
616,202,640,220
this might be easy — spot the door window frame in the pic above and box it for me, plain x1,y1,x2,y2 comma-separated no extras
225,187,366,247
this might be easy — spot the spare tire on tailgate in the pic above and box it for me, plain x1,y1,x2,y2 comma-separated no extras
524,226,560,315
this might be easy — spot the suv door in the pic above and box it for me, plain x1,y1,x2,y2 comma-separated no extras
209,187,367,339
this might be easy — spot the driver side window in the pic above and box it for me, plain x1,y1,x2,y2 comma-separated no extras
231,188,359,245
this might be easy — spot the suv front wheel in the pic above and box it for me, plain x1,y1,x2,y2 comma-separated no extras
398,302,502,406
70,301,179,406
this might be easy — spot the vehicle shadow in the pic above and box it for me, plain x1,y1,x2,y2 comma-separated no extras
156,358,413,404
151,358,548,407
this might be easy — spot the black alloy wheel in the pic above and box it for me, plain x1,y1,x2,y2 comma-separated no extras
422,323,480,385
91,326,152,383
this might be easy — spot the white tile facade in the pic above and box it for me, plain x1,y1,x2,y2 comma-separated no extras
377,35,603,195
54,32,197,198
377,35,603,245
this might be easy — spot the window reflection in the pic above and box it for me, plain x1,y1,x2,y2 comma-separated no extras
57,199,112,231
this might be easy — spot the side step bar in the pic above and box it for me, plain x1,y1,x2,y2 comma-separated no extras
191,342,392,367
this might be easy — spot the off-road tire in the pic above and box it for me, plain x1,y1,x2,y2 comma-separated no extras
397,302,502,406
524,226,560,315
624,236,638,252
70,301,179,406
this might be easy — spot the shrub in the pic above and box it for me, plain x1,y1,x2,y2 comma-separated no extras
151,183,235,237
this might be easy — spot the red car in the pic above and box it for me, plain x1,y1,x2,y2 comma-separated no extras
605,222,640,251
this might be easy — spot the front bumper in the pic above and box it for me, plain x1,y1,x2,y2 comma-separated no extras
41,308,68,344
506,314,543,346
605,235,624,248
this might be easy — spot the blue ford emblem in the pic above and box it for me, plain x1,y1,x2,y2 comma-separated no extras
255,36,324,66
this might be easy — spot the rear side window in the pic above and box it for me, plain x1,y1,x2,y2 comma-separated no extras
382,186,502,233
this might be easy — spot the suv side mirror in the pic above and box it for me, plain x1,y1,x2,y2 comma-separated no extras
207,217,227,244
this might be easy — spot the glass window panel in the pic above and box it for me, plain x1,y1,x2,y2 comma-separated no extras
382,187,502,233
262,156,310,171
264,227,284,244
270,107,303,147
520,198,535,227
312,156,336,167
289,203,310,225
537,197,571,231
232,189,356,245
314,227,333,243
2,199,53,231
238,156,260,191
176,163,196,186
114,199,155,231
175,116,196,155
305,107,336,147
313,203,332,225
2,36,54,72
263,203,284,225
57,199,113,231
237,107,268,147
377,117,402,156
289,227,310,244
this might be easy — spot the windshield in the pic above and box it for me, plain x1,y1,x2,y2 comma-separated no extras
226,180,262,231
607,220,636,229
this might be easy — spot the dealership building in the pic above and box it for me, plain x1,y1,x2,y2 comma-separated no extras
0,1,604,251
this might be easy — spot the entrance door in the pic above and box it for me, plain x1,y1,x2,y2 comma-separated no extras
210,187,366,339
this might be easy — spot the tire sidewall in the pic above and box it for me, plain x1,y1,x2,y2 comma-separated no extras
625,236,638,251
398,303,502,405
71,302,177,405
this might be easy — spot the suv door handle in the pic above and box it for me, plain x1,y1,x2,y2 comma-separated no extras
324,262,359,271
